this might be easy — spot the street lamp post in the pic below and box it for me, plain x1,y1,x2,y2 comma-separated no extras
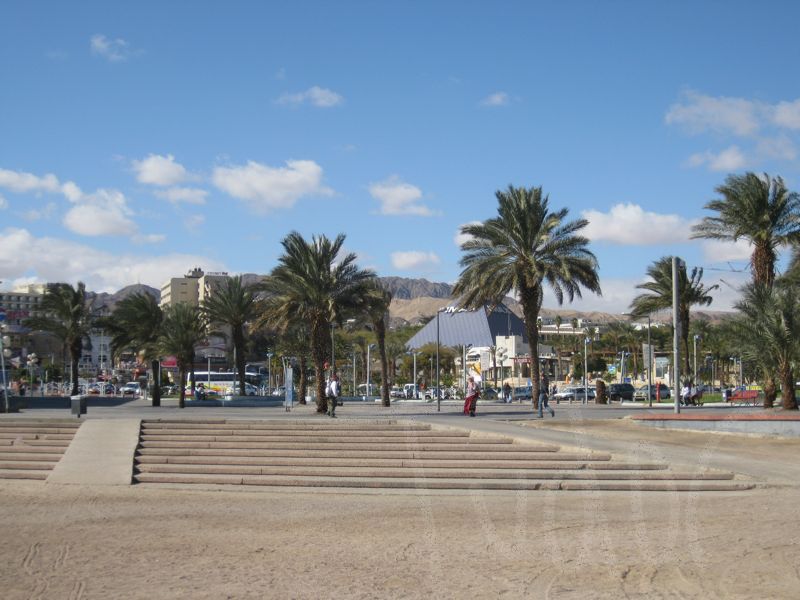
1,323,10,412
672,256,683,414
27,353,38,397
266,352,273,394
412,352,418,399
693,335,701,386
436,309,441,412
583,337,590,404
366,343,375,400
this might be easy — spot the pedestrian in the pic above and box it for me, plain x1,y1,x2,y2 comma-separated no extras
538,372,555,418
503,382,512,403
463,376,479,417
326,373,340,418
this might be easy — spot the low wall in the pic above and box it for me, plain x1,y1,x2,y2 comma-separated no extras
630,413,800,437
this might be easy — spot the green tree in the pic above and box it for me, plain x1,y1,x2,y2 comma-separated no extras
25,282,93,396
201,275,258,396
629,257,718,373
733,283,799,410
691,172,800,288
101,292,163,406
259,232,375,414
452,185,601,407
157,303,206,408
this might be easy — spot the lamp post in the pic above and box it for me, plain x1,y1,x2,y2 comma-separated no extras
436,309,441,412
693,335,700,385
27,353,38,397
412,352,418,399
266,351,273,394
672,256,683,414
366,343,375,400
583,336,590,404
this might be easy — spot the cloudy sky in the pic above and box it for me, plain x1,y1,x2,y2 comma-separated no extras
2,1,800,312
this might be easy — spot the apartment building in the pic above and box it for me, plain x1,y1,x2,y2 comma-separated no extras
159,268,228,309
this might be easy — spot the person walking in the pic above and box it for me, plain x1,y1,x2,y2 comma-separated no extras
463,376,479,417
326,373,340,418
503,382,512,403
538,372,555,418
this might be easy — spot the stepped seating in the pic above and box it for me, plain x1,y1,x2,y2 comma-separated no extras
134,420,750,492
0,420,81,480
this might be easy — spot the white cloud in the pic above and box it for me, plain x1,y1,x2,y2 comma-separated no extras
480,92,509,107
772,99,800,130
61,181,83,202
132,154,187,186
185,214,206,231
0,227,225,293
701,239,753,264
90,34,135,62
454,221,481,247
63,188,136,236
369,176,434,216
391,251,441,271
154,186,208,205
212,159,332,213
756,136,797,161
0,168,61,194
21,202,57,222
686,146,747,171
276,86,344,107
665,90,759,136
0,194,6,210
582,203,697,245
133,233,166,244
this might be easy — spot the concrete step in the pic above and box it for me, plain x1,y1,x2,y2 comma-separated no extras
0,460,58,470
141,420,432,431
141,425,456,437
136,446,611,461
135,454,639,469
0,433,77,441
19,439,71,447
0,421,80,429
0,452,64,462
135,463,733,481
0,469,49,480
0,427,80,435
138,433,506,445
137,440,560,452
133,472,753,491
0,446,68,455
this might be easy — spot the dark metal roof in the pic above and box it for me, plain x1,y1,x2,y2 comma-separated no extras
405,303,528,350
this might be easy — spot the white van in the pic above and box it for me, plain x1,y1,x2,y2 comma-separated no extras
403,383,419,399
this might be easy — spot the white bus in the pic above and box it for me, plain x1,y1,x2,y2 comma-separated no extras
189,372,260,397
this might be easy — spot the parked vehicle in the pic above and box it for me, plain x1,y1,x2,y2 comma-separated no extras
390,386,405,399
512,385,533,401
121,382,141,396
608,383,635,402
632,383,671,401
553,386,595,403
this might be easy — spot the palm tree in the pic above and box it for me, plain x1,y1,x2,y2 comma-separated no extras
157,303,206,408
102,293,163,406
259,232,376,413
452,185,601,407
691,172,800,288
364,283,393,406
629,256,718,373
201,275,258,396
24,282,93,396
733,282,799,410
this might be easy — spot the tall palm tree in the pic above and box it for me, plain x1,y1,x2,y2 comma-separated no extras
25,282,94,396
259,232,376,413
691,172,800,288
102,293,163,406
452,185,601,407
157,303,206,409
201,275,258,396
733,282,799,410
364,283,393,406
629,256,718,373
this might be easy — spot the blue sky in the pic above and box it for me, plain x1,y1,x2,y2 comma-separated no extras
2,1,800,312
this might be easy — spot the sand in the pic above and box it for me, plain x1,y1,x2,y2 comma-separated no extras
1,480,798,599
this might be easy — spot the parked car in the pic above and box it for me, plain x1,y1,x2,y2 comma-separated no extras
390,386,405,399
632,383,671,401
553,386,596,403
608,383,635,402
512,385,533,401
481,387,499,400
121,382,140,396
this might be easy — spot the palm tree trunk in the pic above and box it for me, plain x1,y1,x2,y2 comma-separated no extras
234,328,246,396
312,321,328,413
151,358,161,407
298,355,308,404
762,375,776,408
752,240,776,288
520,283,541,410
70,345,80,396
376,322,390,407
178,368,186,409
779,363,797,410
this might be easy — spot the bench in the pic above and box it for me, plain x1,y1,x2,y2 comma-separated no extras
729,390,759,406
